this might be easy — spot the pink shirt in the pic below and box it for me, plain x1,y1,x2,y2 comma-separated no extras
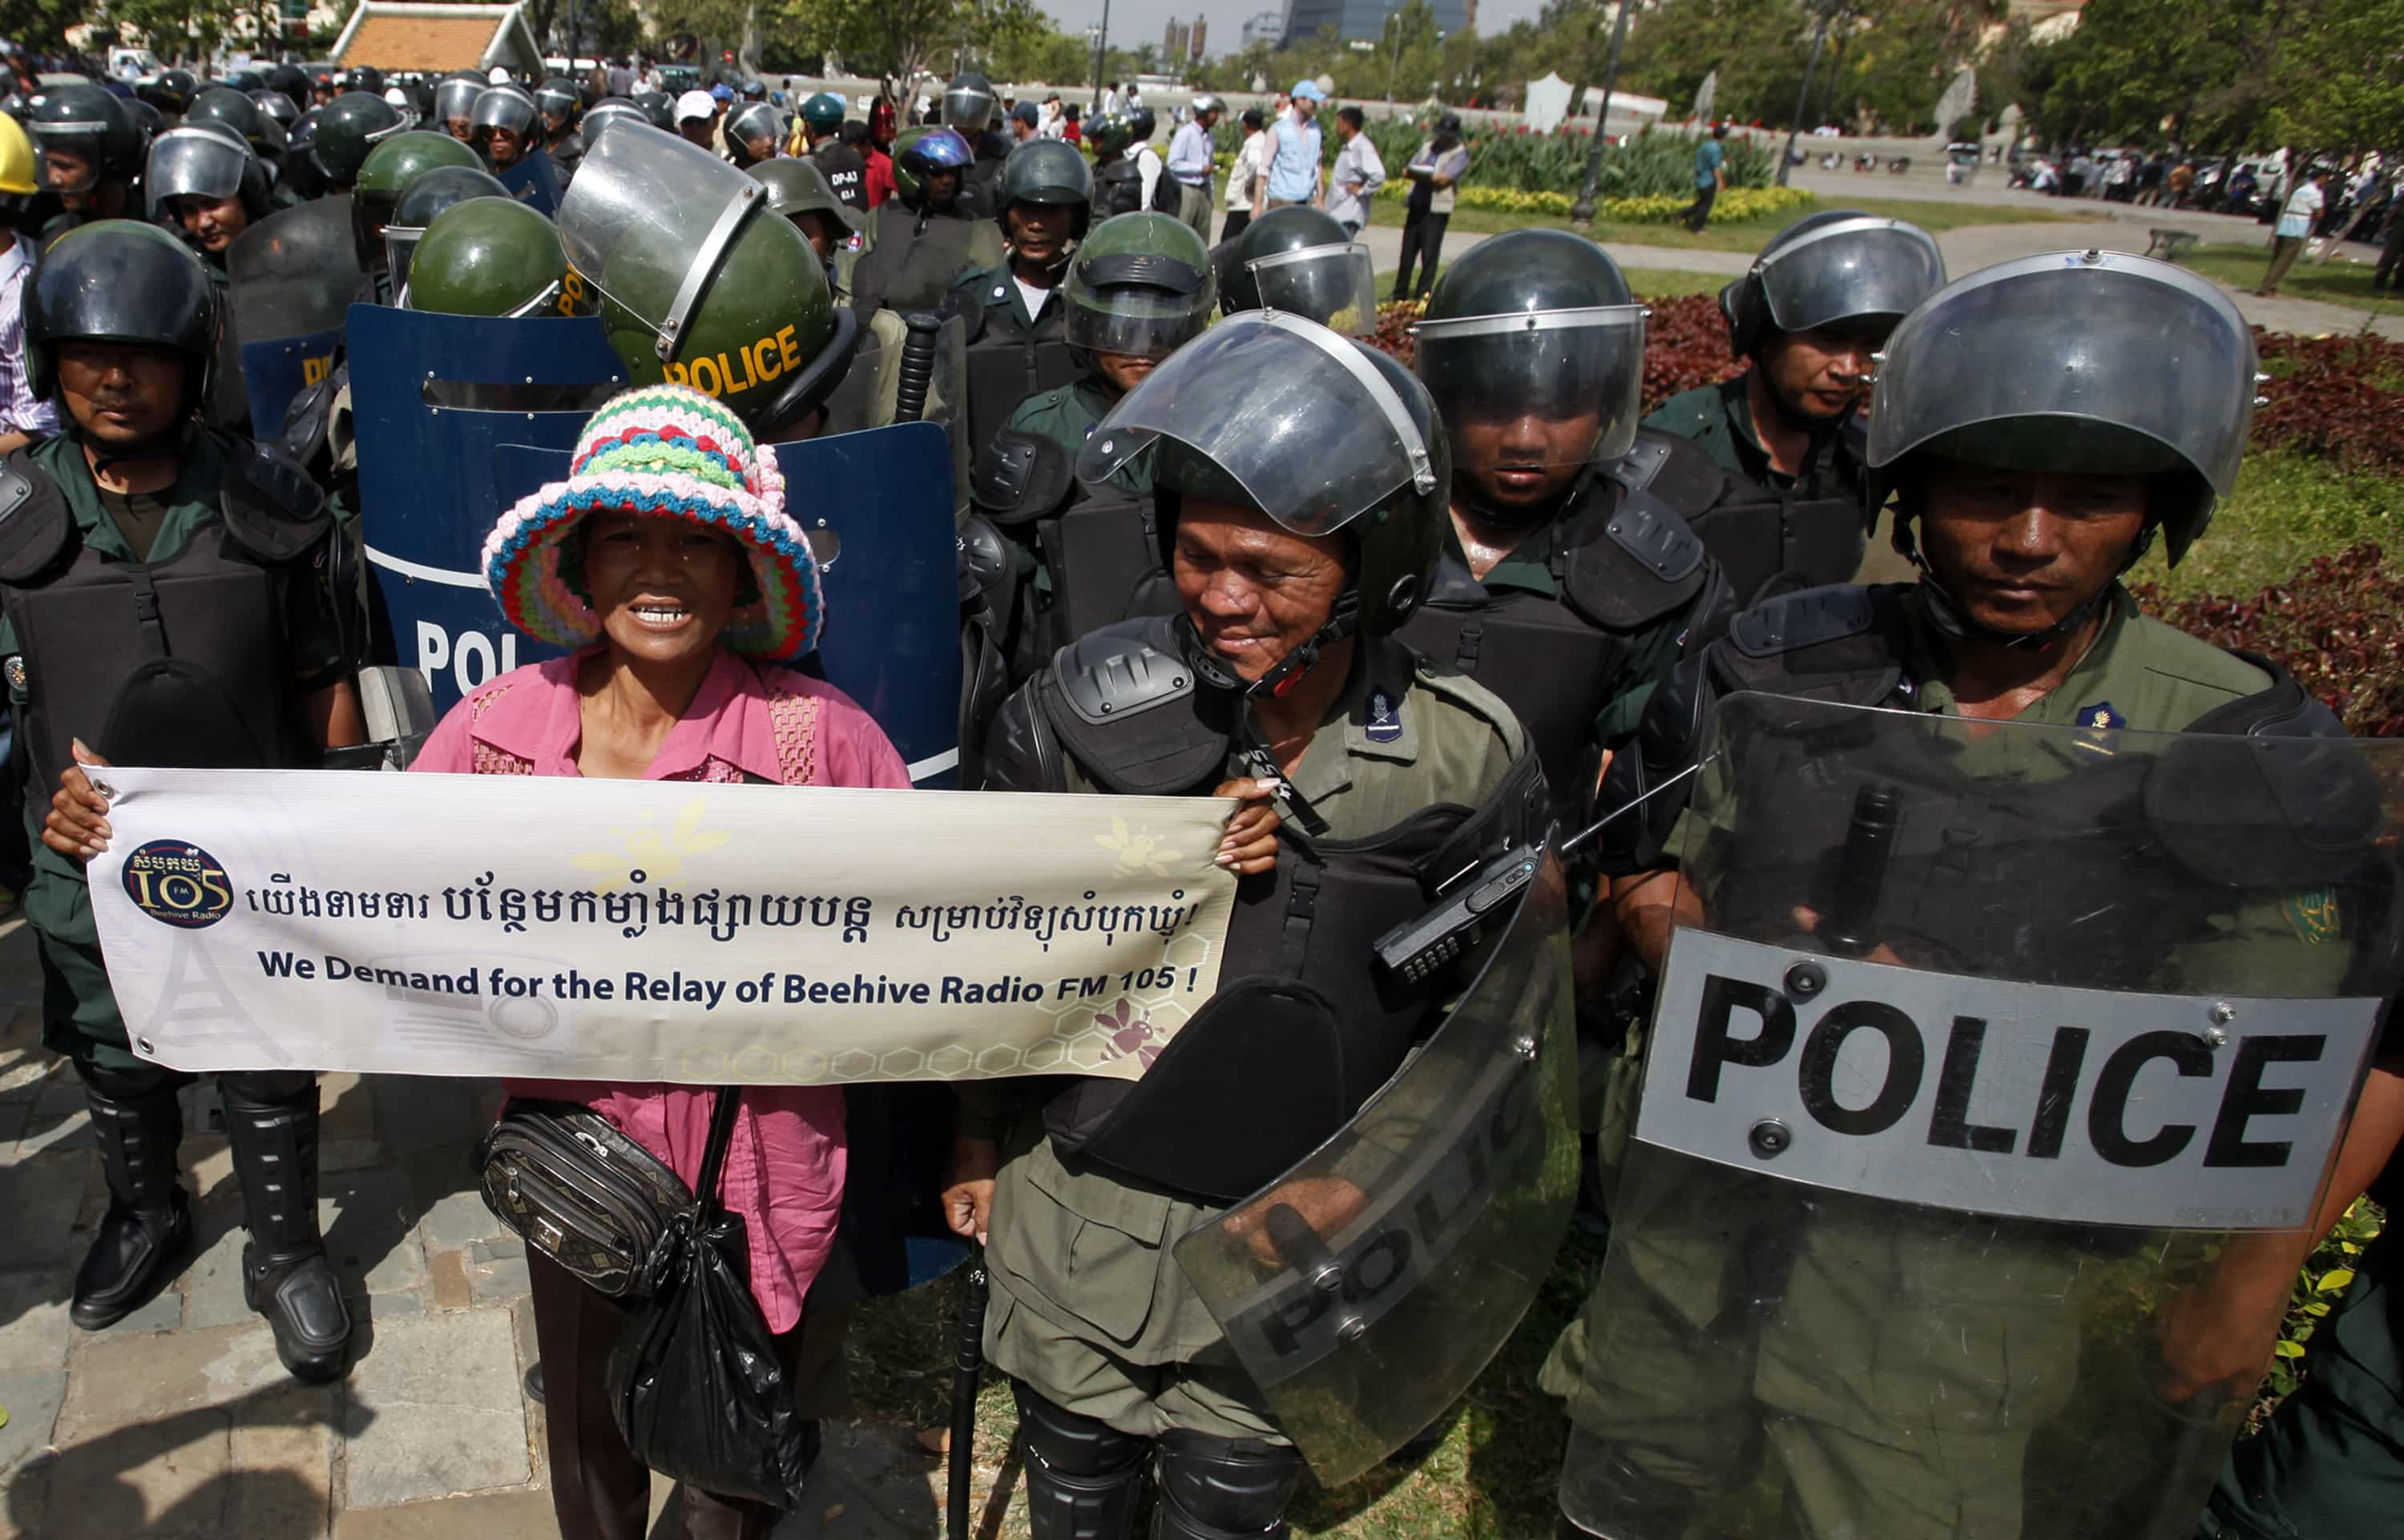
411,647,912,1331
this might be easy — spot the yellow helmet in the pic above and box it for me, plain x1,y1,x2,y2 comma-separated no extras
0,114,34,198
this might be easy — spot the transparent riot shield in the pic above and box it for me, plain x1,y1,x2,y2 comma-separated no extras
495,147,563,216
1173,847,1579,1484
1558,692,2404,1540
228,197,363,431
821,312,971,517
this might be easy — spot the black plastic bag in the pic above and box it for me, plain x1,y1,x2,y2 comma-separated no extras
607,1090,810,1510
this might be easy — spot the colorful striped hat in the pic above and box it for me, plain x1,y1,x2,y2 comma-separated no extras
481,384,825,661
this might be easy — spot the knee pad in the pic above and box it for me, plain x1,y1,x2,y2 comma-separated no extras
217,1070,317,1111
1014,1381,1149,1540
75,1058,187,1103
1152,1429,1305,1539
1014,1381,1148,1478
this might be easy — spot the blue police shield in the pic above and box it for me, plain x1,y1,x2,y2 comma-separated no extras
490,421,963,787
346,303,627,716
228,197,361,431
495,149,564,216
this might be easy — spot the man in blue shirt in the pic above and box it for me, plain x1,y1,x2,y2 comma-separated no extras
1261,80,1326,209
1684,121,1728,232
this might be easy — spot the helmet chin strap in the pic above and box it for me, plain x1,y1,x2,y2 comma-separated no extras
1894,517,2155,650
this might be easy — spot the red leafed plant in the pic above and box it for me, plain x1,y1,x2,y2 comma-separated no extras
1371,292,1743,411
2250,330,2404,475
2134,542,2404,738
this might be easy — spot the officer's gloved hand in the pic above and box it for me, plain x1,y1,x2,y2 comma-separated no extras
45,738,114,862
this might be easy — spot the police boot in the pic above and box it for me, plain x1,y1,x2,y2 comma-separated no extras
221,1073,353,1381
1014,1381,1148,1540
1150,1429,1305,1540
70,1062,194,1329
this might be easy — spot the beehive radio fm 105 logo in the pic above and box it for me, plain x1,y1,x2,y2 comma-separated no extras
121,841,235,929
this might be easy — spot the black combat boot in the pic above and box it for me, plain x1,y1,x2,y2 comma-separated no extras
71,1062,194,1329
221,1072,353,1381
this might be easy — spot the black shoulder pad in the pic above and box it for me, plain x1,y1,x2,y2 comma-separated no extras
280,369,337,474
1052,615,1192,728
979,679,1069,792
0,453,72,584
218,438,331,562
2186,650,2345,739
1558,486,1708,630
1728,583,1875,659
1637,430,1735,524
970,429,1075,526
956,514,1012,608
1600,435,1672,494
1604,490,1706,585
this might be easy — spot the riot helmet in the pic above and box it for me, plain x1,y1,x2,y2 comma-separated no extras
801,91,845,137
147,123,270,248
1720,209,1945,359
1414,228,1647,518
185,86,275,154
125,99,167,151
724,100,784,167
1127,106,1156,144
995,137,1092,245
352,129,482,270
632,90,674,128
557,120,860,437
942,71,997,135
341,66,385,98
472,83,538,137
385,163,508,294
747,155,860,256
403,196,584,318
893,125,974,206
1060,212,1216,367
581,99,647,143
434,72,482,135
265,63,312,112
220,68,264,94
741,78,768,102
25,220,221,421
1081,311,1449,687
1220,204,1375,334
249,88,300,132
313,91,408,184
27,84,142,202
534,77,580,130
141,68,199,115
1868,249,2258,574
1084,114,1134,162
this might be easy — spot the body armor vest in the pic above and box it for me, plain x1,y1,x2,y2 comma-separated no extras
991,617,1547,1201
813,143,869,211
1400,472,1716,820
0,441,333,794
962,335,1075,466
1668,417,1872,606
851,203,994,316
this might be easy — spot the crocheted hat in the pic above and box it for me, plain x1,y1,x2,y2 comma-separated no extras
482,384,824,661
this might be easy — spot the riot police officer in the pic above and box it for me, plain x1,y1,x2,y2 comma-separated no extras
1559,249,2371,1540
1402,230,1729,816
470,83,540,173
951,138,1091,469
849,126,1004,320
967,212,1216,683
531,75,584,176
26,83,143,236
405,196,584,320
1216,204,1377,333
147,123,270,272
942,69,1008,196
139,67,199,126
309,90,405,192
433,71,482,143
799,91,866,212
723,99,783,169
7,222,363,1382
749,155,862,289
183,86,281,160
1642,211,1945,602
1087,115,1142,217
349,130,481,303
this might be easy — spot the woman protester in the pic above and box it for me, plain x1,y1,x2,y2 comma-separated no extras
412,384,911,1540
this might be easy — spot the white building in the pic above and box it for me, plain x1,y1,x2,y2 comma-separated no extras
1240,10,1286,49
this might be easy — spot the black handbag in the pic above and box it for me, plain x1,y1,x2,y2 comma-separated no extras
607,1087,813,1510
476,1099,693,1298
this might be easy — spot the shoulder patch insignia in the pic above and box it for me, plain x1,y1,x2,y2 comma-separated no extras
1365,687,1402,744
2284,886,2341,945
2077,701,2124,731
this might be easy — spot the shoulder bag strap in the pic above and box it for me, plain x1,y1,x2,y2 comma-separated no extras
693,1086,744,1220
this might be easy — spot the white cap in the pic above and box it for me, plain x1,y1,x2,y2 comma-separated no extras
488,66,510,84
675,89,716,123
384,87,409,107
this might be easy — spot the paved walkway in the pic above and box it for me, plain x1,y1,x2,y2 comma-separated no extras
0,920,950,1539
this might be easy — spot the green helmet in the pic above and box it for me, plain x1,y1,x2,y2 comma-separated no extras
404,197,585,318
801,92,845,134
184,86,272,155
386,163,509,294
1061,212,1216,363
748,156,861,238
995,138,1092,240
559,123,859,436
313,91,407,185
1084,114,1134,161
352,130,482,268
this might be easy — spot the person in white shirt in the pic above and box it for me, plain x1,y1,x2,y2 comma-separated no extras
2260,167,2330,296
1165,95,1221,240
1131,108,1165,212
1038,93,1064,139
1325,105,1384,236
1222,107,1267,243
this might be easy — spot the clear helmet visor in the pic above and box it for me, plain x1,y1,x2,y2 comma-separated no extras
726,102,783,152
1867,250,2256,501
582,103,646,143
1414,305,1648,468
434,79,481,123
472,90,535,135
1246,242,1377,337
145,129,249,212
942,87,995,131
385,224,424,295
1757,216,1946,337
1076,310,1437,537
557,121,763,360
32,131,100,193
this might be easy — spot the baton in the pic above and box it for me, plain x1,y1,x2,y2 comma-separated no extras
1820,782,1902,959
946,1249,989,1540
896,312,943,425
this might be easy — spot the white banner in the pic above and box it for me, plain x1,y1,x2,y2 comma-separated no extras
87,768,1240,1086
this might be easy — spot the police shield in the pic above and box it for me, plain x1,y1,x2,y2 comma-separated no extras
495,149,563,216
346,303,627,717
821,313,972,517
489,421,965,788
1172,847,1579,1484
1555,692,2404,1540
228,196,363,431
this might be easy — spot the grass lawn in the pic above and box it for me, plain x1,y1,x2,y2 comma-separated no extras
2134,448,2404,602
1366,192,2078,254
2180,240,2404,319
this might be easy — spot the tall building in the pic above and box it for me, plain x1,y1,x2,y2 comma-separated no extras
1280,0,1469,47
1189,17,1208,58
1164,17,1191,60
1241,9,1285,49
